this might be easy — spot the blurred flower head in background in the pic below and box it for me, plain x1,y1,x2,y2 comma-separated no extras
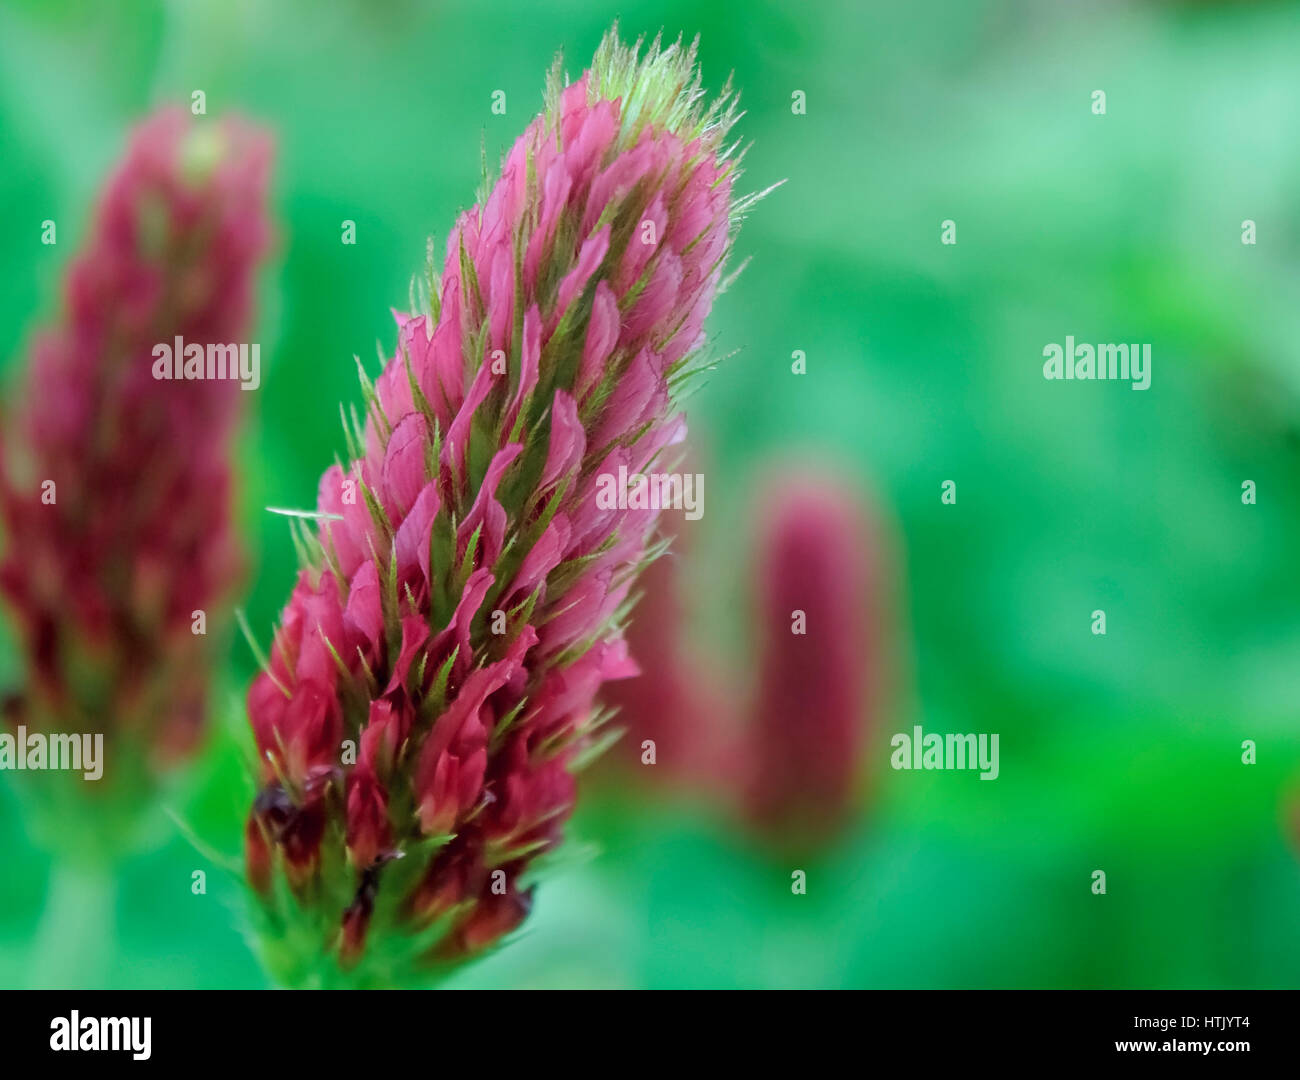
601,471,738,791
601,464,886,855
741,471,883,850
0,107,272,856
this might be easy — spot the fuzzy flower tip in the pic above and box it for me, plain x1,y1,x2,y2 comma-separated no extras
0,108,271,792
245,30,754,982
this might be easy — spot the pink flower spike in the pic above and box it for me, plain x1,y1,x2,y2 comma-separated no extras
244,28,762,984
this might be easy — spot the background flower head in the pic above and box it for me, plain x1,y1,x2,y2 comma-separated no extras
0,107,272,847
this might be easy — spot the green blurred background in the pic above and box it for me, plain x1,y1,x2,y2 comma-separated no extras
2,0,1299,988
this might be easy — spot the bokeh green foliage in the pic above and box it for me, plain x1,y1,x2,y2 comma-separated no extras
1,0,1298,988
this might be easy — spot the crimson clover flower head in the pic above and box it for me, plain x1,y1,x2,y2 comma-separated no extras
0,108,271,817
245,29,758,982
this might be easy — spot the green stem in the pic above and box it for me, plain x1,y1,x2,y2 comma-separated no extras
28,859,119,989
